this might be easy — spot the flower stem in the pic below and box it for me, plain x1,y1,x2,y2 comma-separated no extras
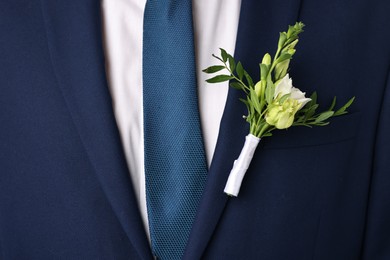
225,63,250,93
258,122,270,137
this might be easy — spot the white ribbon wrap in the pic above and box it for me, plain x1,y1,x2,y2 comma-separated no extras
224,134,260,197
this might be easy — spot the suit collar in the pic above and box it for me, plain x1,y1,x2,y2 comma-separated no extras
184,0,303,258
40,0,153,259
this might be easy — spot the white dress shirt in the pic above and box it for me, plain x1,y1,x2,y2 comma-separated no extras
101,0,242,236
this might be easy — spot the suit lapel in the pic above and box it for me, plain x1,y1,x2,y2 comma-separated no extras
40,1,152,259
184,0,302,258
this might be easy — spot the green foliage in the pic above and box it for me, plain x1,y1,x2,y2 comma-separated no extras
203,22,354,138
202,65,225,74
205,75,233,83
293,94,356,127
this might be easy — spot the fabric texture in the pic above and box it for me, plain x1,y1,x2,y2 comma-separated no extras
1,0,390,259
143,0,208,258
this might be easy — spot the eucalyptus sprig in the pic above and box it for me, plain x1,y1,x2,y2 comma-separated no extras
203,22,354,138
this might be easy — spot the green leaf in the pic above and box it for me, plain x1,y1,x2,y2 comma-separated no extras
314,111,334,123
295,115,306,123
328,96,337,111
206,75,233,83
220,48,228,62
334,97,355,116
212,54,223,63
304,104,319,121
244,70,254,87
228,55,236,72
314,122,330,126
276,52,292,64
236,62,244,80
250,88,262,114
202,65,226,74
230,82,244,90
262,132,273,137
247,97,255,118
239,98,249,106
309,92,318,106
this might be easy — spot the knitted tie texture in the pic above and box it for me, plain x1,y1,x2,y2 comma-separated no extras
143,0,208,259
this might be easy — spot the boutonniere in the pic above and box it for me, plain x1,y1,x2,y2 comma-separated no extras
203,22,355,197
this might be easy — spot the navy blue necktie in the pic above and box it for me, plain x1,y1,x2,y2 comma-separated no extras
143,0,208,259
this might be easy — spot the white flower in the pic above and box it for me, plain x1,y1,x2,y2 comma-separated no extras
274,74,311,107
265,74,311,129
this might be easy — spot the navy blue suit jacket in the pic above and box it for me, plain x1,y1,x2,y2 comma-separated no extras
1,0,389,259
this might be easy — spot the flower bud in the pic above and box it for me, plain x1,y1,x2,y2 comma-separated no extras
262,53,272,65
278,32,287,49
274,59,290,81
288,39,299,50
287,49,296,56
260,63,269,80
254,80,266,97
254,81,262,96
